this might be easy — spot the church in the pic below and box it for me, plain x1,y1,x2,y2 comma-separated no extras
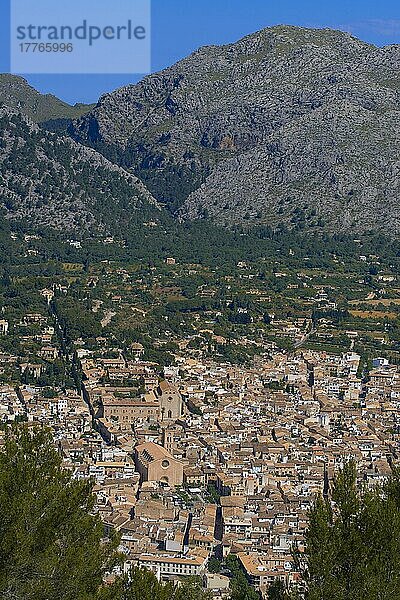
155,380,185,424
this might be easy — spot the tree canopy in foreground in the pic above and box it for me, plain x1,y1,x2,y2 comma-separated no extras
0,425,119,600
3,426,400,600
279,461,400,600
0,425,210,600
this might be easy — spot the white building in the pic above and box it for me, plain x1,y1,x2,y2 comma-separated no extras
0,320,9,335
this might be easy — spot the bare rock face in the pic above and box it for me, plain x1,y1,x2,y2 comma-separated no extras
71,25,400,235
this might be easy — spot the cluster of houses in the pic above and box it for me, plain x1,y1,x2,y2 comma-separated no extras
2,307,400,597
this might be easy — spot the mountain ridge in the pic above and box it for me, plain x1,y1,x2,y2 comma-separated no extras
0,26,399,237
0,74,93,123
71,25,400,235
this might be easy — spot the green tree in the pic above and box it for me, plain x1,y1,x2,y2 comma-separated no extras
0,425,118,600
174,577,213,600
267,579,292,600
101,569,211,600
207,556,222,573
301,461,400,600
225,555,260,600
100,567,174,600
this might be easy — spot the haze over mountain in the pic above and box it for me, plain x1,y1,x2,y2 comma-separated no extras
71,25,400,236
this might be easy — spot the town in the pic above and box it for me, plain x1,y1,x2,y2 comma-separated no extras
1,232,400,599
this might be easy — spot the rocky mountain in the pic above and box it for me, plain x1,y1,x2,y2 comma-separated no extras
0,106,159,233
71,26,400,235
0,75,93,123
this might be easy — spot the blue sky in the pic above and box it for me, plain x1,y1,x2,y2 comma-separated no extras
1,0,400,104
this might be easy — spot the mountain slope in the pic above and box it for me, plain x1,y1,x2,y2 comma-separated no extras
71,25,400,234
0,106,159,234
183,100,400,234
0,75,93,123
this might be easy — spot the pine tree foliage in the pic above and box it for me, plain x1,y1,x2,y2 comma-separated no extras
100,570,212,600
301,461,400,600
0,425,118,600
0,426,213,600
